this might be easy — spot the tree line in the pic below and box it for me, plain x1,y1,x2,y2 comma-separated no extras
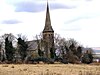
0,33,28,63
0,33,93,64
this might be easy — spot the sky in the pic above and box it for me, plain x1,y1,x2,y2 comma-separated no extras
0,0,100,47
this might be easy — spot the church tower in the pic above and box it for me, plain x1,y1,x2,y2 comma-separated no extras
42,2,54,58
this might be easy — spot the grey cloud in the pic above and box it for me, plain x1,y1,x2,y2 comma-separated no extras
14,2,76,12
14,2,45,12
50,3,76,9
1,19,22,24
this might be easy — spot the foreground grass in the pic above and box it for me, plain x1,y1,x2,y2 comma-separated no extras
0,64,100,75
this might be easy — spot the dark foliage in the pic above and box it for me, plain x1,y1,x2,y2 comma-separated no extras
88,53,93,63
76,46,82,59
61,58,68,64
5,37,15,61
54,57,63,62
38,49,44,57
28,57,54,64
81,51,93,64
69,43,77,55
17,37,28,61
50,48,55,59
65,46,69,52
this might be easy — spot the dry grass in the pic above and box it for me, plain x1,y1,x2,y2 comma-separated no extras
0,64,100,75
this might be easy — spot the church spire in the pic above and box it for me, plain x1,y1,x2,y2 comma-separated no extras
42,1,54,58
43,1,54,32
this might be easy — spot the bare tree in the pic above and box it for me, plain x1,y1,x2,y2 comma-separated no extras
17,34,28,62
54,33,67,48
17,34,28,41
66,38,78,47
54,34,83,63
54,34,78,48
2,33,15,42
35,33,44,57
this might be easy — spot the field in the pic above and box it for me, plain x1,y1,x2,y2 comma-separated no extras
0,64,100,75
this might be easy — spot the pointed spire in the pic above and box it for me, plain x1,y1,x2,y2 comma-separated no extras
43,1,54,32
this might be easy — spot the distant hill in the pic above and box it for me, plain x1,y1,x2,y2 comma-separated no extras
92,47,100,54
93,50,100,54
83,47,100,54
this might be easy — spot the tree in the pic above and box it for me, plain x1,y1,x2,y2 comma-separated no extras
17,37,28,61
69,43,77,55
54,33,67,48
5,37,15,62
2,33,15,62
0,42,3,61
66,38,78,47
76,46,82,59
82,49,93,64
35,35,43,57
54,34,82,63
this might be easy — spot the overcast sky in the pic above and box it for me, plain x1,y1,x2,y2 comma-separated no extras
0,0,100,47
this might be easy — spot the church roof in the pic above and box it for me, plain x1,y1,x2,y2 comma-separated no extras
43,2,54,32
26,40,38,51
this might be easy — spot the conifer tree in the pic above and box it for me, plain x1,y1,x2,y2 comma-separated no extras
17,37,28,61
5,37,14,61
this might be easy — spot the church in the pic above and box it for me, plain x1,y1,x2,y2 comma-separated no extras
42,2,54,58
27,2,54,59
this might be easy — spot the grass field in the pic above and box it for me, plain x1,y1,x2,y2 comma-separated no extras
0,64,100,75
